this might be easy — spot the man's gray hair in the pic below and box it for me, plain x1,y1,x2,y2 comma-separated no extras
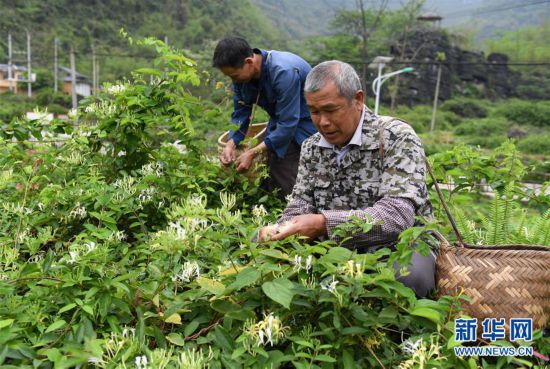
304,60,362,101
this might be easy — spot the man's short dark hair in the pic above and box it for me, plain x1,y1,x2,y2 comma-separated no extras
213,37,254,69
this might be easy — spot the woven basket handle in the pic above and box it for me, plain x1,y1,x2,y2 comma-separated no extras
424,158,466,246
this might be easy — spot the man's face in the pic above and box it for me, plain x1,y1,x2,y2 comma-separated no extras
220,57,255,83
306,81,364,148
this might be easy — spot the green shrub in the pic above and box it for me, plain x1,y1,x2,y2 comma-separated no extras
0,93,35,123
390,105,462,133
46,103,69,115
454,117,509,136
517,133,550,154
461,134,508,149
440,97,489,118
497,99,550,127
35,90,72,108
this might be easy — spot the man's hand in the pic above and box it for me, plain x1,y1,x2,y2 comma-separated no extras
220,140,236,166
258,214,326,242
235,149,256,172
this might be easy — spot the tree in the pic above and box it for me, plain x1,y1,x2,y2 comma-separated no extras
388,0,425,111
330,0,389,93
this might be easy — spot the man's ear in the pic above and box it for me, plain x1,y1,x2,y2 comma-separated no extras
354,90,364,109
243,56,254,66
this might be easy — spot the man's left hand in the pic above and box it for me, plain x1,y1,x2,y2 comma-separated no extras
235,149,256,172
260,214,326,242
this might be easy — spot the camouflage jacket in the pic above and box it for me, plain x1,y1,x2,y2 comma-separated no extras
281,107,432,248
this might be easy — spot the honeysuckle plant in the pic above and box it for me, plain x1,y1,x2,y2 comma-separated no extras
0,38,547,369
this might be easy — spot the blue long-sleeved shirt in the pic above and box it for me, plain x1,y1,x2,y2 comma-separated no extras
228,48,317,159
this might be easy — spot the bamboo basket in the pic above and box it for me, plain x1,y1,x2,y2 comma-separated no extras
217,122,268,180
426,163,550,332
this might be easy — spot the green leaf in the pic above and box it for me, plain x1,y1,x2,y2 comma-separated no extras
321,247,352,263
343,349,355,369
45,320,66,333
165,313,182,325
214,325,234,352
342,327,368,335
58,303,77,314
315,354,336,363
260,249,289,260
184,320,200,337
409,307,441,324
166,333,185,346
0,319,14,329
81,305,94,315
262,278,295,309
197,277,225,295
229,267,261,291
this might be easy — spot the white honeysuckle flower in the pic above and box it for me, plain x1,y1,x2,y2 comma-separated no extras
320,276,339,294
134,355,148,369
68,250,79,264
172,140,187,155
107,84,126,95
168,221,186,240
220,191,236,210
85,242,97,253
69,202,87,220
117,150,126,157
87,356,102,365
68,109,78,119
37,202,44,211
252,204,267,218
122,327,136,339
292,255,302,272
109,231,127,242
138,187,156,205
28,253,44,263
187,194,207,209
247,313,287,347
402,338,423,356
305,255,313,272
140,162,163,177
172,261,200,284
113,176,137,195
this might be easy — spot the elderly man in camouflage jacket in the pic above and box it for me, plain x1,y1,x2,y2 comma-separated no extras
259,60,435,297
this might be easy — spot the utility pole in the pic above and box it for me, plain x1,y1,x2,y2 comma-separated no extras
430,52,446,132
430,64,442,132
26,30,32,97
54,37,58,93
92,43,96,95
70,46,77,111
8,33,13,93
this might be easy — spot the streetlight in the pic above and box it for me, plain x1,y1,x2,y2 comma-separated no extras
368,56,414,115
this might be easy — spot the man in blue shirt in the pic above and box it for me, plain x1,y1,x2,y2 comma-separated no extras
213,37,317,199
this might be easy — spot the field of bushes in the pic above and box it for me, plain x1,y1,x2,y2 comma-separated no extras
0,40,548,368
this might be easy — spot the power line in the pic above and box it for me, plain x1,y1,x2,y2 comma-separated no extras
443,0,550,19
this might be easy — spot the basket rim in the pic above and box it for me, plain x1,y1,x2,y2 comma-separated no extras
433,231,550,252
217,122,268,147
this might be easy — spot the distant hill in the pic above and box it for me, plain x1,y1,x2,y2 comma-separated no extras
251,0,355,39
0,0,280,81
252,0,550,45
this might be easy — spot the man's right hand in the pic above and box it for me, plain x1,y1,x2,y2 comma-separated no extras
220,139,236,165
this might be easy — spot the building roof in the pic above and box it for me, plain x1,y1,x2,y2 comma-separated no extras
0,64,27,72
58,66,89,79
417,12,443,21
